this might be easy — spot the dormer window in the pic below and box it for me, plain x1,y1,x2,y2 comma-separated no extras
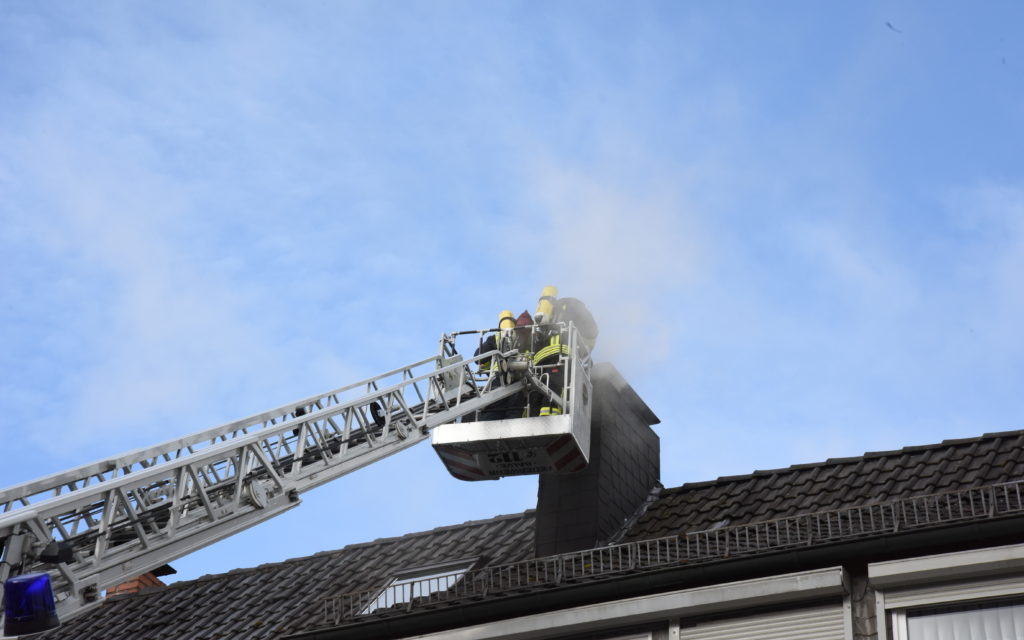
361,559,476,615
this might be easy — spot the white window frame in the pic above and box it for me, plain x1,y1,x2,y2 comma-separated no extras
869,543,1024,640
361,558,477,615
888,595,1024,640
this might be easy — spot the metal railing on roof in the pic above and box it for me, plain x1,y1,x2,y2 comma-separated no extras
321,479,1024,627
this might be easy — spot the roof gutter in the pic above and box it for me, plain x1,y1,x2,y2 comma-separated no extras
404,567,846,640
285,514,1024,640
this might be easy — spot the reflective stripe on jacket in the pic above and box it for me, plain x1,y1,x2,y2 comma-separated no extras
533,334,570,364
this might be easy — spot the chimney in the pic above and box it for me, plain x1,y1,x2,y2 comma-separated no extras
106,573,166,598
534,363,660,557
106,564,176,598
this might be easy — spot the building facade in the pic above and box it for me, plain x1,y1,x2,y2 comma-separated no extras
39,366,1024,640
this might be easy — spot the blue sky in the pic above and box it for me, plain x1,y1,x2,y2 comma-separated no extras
2,1,1023,583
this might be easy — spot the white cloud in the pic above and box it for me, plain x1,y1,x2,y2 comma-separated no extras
0,6,402,458
4,128,294,454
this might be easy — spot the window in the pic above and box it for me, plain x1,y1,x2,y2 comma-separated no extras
870,542,1024,640
361,560,475,614
892,598,1024,640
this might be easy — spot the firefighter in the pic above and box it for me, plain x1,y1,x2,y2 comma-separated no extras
474,310,515,375
530,287,598,417
475,310,529,421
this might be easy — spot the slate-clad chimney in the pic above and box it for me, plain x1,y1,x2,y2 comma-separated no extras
534,363,660,557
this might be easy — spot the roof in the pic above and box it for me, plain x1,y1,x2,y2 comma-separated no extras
625,429,1024,541
41,511,535,640
43,428,1024,639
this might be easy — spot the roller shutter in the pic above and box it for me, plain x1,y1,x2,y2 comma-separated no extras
883,574,1024,610
683,604,846,640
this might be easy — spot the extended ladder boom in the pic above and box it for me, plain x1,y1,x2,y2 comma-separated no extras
0,342,522,622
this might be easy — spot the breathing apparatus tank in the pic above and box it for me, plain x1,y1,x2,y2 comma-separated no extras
534,285,558,323
498,310,515,331
497,309,515,353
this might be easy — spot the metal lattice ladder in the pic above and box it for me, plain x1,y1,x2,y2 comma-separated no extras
0,340,527,623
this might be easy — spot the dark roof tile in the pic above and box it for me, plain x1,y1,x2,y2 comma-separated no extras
42,511,537,640
46,427,1024,640
625,428,1024,540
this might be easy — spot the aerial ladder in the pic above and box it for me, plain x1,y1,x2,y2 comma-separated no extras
0,322,592,635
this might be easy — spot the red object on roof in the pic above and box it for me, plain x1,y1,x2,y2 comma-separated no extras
105,573,167,598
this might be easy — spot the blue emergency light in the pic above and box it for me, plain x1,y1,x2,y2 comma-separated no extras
3,572,60,637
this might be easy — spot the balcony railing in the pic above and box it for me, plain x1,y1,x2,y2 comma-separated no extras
322,479,1024,626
